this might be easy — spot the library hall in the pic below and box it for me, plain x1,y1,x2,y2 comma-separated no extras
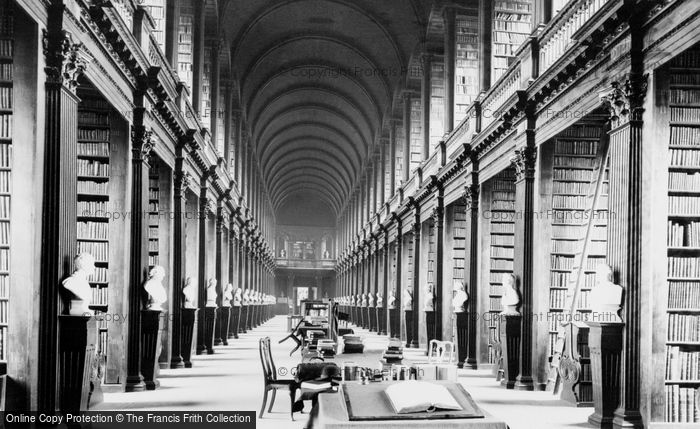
0,0,699,428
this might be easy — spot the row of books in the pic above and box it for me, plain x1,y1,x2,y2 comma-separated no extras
492,201,514,211
552,239,606,255
553,224,606,239
491,223,515,234
77,201,108,215
670,89,700,104
0,112,11,138
669,197,700,215
672,50,700,68
490,259,513,270
148,240,158,252
77,159,109,177
491,235,514,246
669,172,700,191
553,169,594,182
0,299,6,323
78,142,110,157
489,297,503,312
0,170,8,193
77,180,108,195
0,248,7,271
491,247,514,258
556,140,599,155
493,31,528,45
668,281,700,309
494,20,531,32
0,39,12,57
77,241,108,262
670,128,700,148
670,107,700,122
91,286,108,305
77,221,108,240
495,1,532,12
0,63,11,80
0,273,7,296
0,326,6,360
89,267,109,283
669,149,700,166
78,111,110,126
0,142,10,168
78,128,110,141
552,195,589,210
666,346,700,380
550,271,596,288
664,385,699,423
668,221,700,247
149,255,159,266
553,156,597,169
550,289,590,309
0,87,10,109
667,314,700,342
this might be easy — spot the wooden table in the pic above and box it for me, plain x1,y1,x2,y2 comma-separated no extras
313,382,508,429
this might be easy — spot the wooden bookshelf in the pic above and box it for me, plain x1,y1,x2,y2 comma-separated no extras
77,89,111,369
455,12,479,125
451,203,467,341
487,168,516,364
409,98,422,170
177,0,194,94
0,0,11,365
395,123,404,185
148,161,160,269
664,51,700,424
201,46,212,129
141,0,166,51
492,0,532,82
429,61,445,148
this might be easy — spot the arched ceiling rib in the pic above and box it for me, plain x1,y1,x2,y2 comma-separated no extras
223,0,427,218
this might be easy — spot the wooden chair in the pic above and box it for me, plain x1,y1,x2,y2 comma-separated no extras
258,337,297,420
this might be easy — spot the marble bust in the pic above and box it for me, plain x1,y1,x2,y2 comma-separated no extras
368,292,375,308
452,280,469,313
144,265,167,311
361,293,368,307
183,277,197,309
501,273,520,315
388,289,396,309
205,278,217,308
233,287,243,306
350,295,356,306
403,288,413,311
590,264,623,322
62,253,96,316
424,284,435,312
242,289,250,305
222,283,233,307
280,249,286,258
376,292,383,307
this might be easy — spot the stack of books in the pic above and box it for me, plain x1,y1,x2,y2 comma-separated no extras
383,339,404,363
317,339,336,358
343,334,364,354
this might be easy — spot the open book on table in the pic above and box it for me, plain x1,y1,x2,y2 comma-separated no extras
384,381,463,414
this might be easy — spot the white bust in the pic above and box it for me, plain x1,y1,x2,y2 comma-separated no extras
222,283,233,307
388,289,396,309
183,277,197,309
205,278,217,308
424,284,435,312
403,288,413,310
376,292,383,307
501,273,520,315
368,292,375,308
242,289,250,305
361,293,368,307
62,253,96,316
144,265,167,311
452,281,469,313
591,264,623,322
350,295,356,306
233,287,242,306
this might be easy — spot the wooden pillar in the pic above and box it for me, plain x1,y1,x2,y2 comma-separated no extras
511,141,536,391
432,190,444,341
421,53,432,160
411,208,421,348
169,138,191,368
601,72,647,429
196,172,211,354
125,105,155,392
379,145,386,206
191,0,205,115
443,8,455,133
38,11,87,411
381,232,389,335
464,161,480,369
478,0,492,92
164,0,180,68
389,122,397,196
402,93,411,183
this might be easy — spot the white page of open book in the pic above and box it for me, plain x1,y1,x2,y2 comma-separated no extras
384,381,463,414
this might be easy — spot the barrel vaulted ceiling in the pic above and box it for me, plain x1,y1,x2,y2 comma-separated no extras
220,0,431,219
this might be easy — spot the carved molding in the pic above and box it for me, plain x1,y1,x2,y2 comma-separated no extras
43,30,92,92
511,145,537,181
463,183,479,211
599,74,649,126
131,127,156,163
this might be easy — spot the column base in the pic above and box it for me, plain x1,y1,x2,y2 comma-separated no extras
612,409,644,429
409,341,419,349
589,412,615,429
170,355,185,369
501,379,516,389
514,375,534,391
125,376,146,392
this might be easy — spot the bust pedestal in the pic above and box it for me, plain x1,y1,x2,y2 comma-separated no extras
499,314,522,389
586,321,624,428
140,310,163,390
455,312,470,368
181,308,197,368
389,308,398,338
230,306,241,339
216,307,231,346
204,307,217,354
425,311,436,355
377,307,386,335
58,315,98,414
368,306,376,332
404,310,417,348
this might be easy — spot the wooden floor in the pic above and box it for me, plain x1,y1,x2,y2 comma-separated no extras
95,316,594,429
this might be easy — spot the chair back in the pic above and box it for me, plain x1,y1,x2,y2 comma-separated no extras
259,337,277,382
428,340,456,364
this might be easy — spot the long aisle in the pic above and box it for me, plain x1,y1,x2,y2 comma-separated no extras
95,316,592,429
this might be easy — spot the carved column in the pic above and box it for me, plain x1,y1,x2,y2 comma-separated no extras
402,92,412,183
214,202,224,345
381,232,389,335
511,143,537,391
421,53,433,160
433,192,444,342
463,165,480,369
39,18,90,413
125,113,156,392
443,7,455,133
393,214,403,339
600,73,647,429
170,139,191,368
410,208,421,348
196,174,211,355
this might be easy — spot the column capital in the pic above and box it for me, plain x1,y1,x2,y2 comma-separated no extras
463,183,479,211
131,127,157,164
511,145,537,181
599,73,649,126
42,29,92,92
